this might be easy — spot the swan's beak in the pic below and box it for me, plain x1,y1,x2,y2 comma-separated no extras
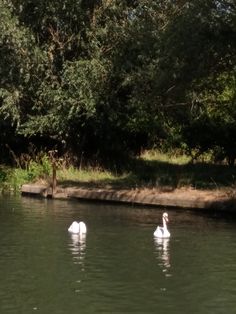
163,214,169,222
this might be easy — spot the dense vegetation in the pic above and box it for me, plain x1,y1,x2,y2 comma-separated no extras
0,0,236,168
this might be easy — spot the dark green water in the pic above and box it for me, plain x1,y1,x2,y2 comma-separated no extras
0,195,236,314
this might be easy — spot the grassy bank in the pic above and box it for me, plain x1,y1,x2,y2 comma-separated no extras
1,150,236,193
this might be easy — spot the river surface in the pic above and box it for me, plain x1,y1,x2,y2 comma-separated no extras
0,195,236,314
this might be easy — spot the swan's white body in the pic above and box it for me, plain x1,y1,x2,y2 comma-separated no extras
154,212,170,238
68,221,87,234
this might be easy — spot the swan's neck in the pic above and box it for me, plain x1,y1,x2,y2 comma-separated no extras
163,217,167,230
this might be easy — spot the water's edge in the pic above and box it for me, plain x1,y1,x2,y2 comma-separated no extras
21,184,236,212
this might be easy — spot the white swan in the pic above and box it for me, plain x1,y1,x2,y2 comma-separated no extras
68,221,87,234
153,212,170,238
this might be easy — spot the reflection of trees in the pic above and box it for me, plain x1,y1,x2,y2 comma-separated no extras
69,233,86,268
154,237,171,274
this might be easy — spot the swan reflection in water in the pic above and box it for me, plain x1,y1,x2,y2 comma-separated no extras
68,233,86,267
154,237,171,274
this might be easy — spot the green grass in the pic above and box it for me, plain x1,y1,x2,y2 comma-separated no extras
140,150,192,164
1,150,236,192
57,150,236,191
57,166,124,188
0,166,28,192
0,155,52,192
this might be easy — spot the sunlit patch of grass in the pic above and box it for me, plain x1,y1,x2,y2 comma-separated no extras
140,150,191,164
57,165,142,189
57,166,111,181
57,166,126,186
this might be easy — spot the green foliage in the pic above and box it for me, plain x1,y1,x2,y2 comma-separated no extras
0,168,7,183
0,153,52,191
7,168,30,191
0,0,236,165
27,155,51,180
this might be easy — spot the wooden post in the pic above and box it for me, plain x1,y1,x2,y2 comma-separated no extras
52,161,57,196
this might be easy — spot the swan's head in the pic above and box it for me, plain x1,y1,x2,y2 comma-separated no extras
163,212,169,222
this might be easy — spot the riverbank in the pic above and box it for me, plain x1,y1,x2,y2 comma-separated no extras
21,183,236,212
4,149,236,212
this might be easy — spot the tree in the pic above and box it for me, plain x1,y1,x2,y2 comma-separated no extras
1,0,236,165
